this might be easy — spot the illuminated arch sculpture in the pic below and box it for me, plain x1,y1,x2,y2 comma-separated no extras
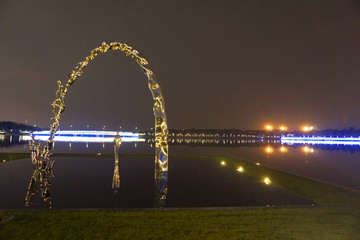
27,42,168,207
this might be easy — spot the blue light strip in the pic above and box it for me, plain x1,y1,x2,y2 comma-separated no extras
30,130,145,143
281,136,360,145
32,135,145,143
33,130,143,138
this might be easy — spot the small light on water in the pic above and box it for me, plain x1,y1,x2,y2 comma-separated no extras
236,167,244,173
303,146,314,153
264,177,271,185
266,147,273,153
280,146,287,153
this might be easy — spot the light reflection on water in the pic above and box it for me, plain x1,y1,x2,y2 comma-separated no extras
170,144,360,191
0,156,312,209
1,134,360,192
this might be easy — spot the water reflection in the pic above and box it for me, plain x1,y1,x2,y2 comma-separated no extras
20,132,169,208
25,137,54,208
2,132,360,207
4,132,360,153
112,135,121,191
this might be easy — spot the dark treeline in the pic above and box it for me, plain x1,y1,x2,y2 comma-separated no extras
0,121,42,132
151,128,280,137
153,128,360,138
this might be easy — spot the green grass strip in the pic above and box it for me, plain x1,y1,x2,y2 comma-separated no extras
0,154,359,239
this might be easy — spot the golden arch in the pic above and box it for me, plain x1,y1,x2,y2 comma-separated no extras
28,42,168,207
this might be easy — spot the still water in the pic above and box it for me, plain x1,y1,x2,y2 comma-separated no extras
1,134,359,209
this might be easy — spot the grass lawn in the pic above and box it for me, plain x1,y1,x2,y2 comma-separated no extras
0,154,359,239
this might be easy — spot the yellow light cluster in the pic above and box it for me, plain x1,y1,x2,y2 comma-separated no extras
220,160,271,185
264,124,288,131
263,123,317,132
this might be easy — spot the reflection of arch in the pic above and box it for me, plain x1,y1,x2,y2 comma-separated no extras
28,42,168,207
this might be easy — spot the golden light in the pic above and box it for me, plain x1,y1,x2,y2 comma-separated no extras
236,166,244,173
266,146,273,153
263,177,271,185
265,125,273,131
221,161,226,166
279,126,288,131
302,125,314,132
280,146,287,153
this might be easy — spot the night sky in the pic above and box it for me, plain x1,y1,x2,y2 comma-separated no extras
1,0,360,131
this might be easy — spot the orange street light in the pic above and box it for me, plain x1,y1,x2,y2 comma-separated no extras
302,125,314,132
265,125,273,131
279,125,288,131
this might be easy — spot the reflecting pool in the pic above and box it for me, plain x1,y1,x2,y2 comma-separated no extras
1,133,360,209
0,155,311,209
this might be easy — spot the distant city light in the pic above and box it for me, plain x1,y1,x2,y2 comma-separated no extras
265,125,273,131
236,166,244,173
263,177,271,185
